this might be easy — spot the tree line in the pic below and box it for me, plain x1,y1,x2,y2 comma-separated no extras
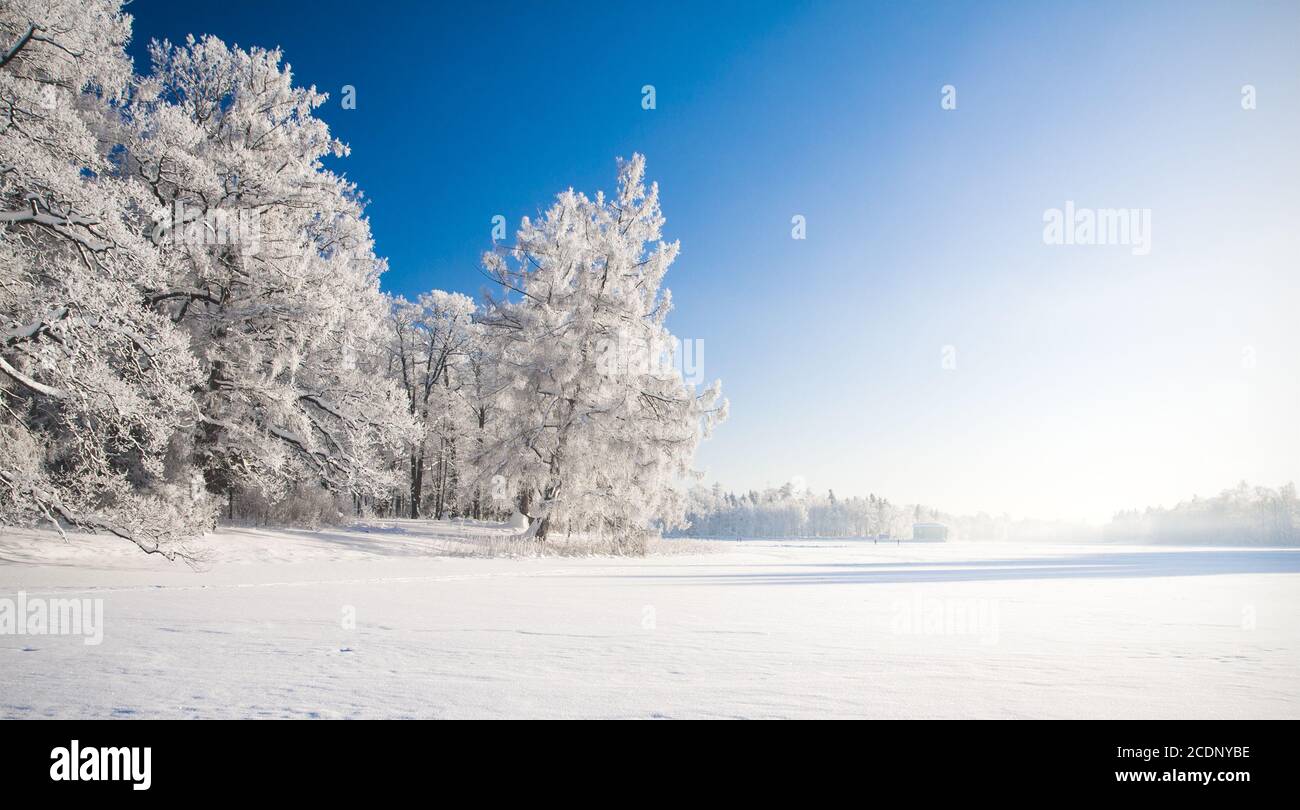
0,1,725,557
676,481,1299,544
1103,482,1298,546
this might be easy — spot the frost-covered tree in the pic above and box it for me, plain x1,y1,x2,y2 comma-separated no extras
2,2,729,556
456,318,509,520
118,35,415,506
1,0,211,556
387,290,476,518
479,155,727,545
1106,481,1299,546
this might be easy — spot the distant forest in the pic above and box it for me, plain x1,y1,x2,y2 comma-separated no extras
673,481,1299,546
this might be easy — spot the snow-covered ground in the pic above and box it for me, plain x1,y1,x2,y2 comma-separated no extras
2,521,1297,719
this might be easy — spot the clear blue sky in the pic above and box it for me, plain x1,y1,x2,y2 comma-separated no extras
126,0,1300,521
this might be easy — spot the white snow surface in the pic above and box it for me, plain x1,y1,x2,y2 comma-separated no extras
2,520,1297,719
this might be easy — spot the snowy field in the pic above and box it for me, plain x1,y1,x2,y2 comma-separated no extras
2,521,1297,719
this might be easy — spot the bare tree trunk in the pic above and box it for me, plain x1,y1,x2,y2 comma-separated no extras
440,436,457,519
433,442,445,518
535,476,561,541
472,405,486,520
409,450,424,519
518,487,531,518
